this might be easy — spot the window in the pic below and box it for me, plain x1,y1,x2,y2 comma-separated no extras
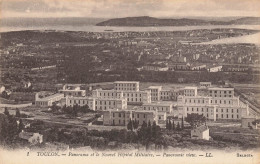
226,109,228,113
221,114,223,118
137,114,139,118
119,113,121,117
227,114,228,118
192,108,194,111
113,113,115,117
119,120,121,124
144,115,145,118
232,109,233,113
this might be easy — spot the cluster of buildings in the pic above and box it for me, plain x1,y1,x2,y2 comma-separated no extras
34,81,252,128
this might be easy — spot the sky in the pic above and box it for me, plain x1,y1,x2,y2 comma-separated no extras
1,0,260,18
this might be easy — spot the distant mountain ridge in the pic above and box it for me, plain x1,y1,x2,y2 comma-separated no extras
96,16,260,26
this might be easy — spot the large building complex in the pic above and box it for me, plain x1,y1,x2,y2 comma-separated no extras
34,81,252,125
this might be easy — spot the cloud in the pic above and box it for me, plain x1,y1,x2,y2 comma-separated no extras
1,0,260,18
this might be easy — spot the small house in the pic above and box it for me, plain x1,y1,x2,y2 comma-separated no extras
19,131,43,144
191,125,210,140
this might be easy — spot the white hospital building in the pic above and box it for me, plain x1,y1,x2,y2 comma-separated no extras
177,87,249,120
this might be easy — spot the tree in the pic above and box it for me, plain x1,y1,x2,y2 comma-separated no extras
147,120,152,139
133,119,139,129
166,119,169,130
4,108,9,116
172,121,175,130
185,113,206,128
151,121,158,139
127,119,133,131
15,108,21,118
168,120,172,130
18,119,24,132
181,116,184,129
176,122,181,131
72,104,78,117
141,121,147,128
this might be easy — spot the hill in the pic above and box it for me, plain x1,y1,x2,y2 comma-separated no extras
96,16,260,26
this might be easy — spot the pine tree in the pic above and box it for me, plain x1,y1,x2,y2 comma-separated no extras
166,119,169,130
16,108,21,118
134,119,139,129
147,120,152,139
127,119,133,131
169,120,172,130
18,119,24,132
172,121,175,130
152,121,157,139
176,122,181,131
132,119,136,129
142,121,148,128
181,116,184,130
4,108,9,116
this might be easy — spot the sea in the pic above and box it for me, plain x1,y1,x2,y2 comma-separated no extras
0,17,260,44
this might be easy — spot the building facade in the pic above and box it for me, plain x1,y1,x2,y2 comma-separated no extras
92,88,151,104
148,86,162,101
65,96,127,111
114,81,140,91
103,109,158,126
59,84,86,97
35,92,64,107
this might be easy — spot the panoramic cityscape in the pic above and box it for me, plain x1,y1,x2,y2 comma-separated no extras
0,0,260,164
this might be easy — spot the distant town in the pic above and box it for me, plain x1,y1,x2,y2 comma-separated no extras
0,26,259,152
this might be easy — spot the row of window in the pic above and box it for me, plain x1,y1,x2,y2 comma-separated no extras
112,113,147,118
143,106,170,112
216,114,239,119
209,90,232,94
209,94,232,98
69,99,117,106
186,107,240,113
187,107,211,112
216,108,239,113
115,83,137,87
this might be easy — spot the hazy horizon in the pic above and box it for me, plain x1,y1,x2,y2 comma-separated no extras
1,0,260,18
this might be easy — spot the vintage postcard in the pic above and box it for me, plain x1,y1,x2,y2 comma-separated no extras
0,0,259,164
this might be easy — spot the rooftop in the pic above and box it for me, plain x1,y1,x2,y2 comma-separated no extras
114,81,139,84
38,93,64,101
184,86,198,90
148,86,162,89
192,125,209,132
143,102,173,106
208,87,234,91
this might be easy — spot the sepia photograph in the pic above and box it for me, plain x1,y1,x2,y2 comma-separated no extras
0,0,259,164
